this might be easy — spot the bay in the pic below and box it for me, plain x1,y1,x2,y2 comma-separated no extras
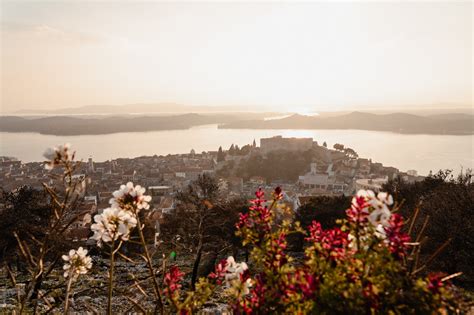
1,124,473,176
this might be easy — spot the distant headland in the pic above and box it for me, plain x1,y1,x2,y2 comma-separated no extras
0,111,472,136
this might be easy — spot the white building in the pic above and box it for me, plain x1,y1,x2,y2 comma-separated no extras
299,163,329,189
148,185,173,197
355,177,388,192
407,170,418,177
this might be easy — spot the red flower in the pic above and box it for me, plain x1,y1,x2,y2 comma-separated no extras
384,214,410,258
251,188,266,207
287,270,318,299
208,258,228,285
164,265,185,296
232,273,264,314
255,187,265,200
273,186,283,200
306,221,350,261
362,281,380,310
427,273,445,294
346,196,369,224
266,232,288,269
236,212,250,230
237,189,273,239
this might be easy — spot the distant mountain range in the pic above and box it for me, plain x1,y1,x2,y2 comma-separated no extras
13,103,261,115
1,111,472,135
11,103,471,116
218,112,474,135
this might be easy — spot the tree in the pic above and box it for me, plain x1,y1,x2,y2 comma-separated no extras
239,144,252,156
161,174,244,288
333,143,344,151
0,149,87,312
0,187,54,267
229,144,235,155
343,147,358,159
296,195,350,230
217,146,225,162
323,141,327,148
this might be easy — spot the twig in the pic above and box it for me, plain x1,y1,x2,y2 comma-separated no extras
412,238,452,275
124,295,147,314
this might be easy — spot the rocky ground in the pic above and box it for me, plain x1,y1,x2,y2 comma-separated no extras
2,252,474,314
0,251,234,314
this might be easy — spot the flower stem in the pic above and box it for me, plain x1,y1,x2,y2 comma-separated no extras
107,241,115,315
64,275,74,314
135,212,164,314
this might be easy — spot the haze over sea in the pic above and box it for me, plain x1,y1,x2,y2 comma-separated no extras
1,124,472,176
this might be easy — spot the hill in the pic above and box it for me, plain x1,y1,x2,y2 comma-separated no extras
0,114,244,135
218,112,474,135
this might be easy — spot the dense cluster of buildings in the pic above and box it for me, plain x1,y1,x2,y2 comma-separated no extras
0,136,424,241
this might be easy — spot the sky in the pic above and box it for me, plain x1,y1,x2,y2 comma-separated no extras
0,1,472,114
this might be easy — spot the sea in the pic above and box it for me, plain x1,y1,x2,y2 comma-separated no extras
1,124,473,176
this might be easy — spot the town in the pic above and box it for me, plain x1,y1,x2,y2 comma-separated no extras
0,136,424,242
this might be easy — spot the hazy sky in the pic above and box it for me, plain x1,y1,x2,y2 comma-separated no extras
1,1,472,113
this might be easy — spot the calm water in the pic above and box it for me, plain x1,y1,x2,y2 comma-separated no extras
1,125,473,176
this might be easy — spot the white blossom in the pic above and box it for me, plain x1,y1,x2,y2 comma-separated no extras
356,189,376,199
110,182,152,211
43,143,72,170
43,147,56,161
368,205,391,227
241,278,253,295
82,213,91,226
347,230,371,250
377,192,394,206
349,190,395,246
354,189,394,228
62,247,92,279
368,192,393,228
224,256,252,294
374,224,387,239
90,207,137,246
